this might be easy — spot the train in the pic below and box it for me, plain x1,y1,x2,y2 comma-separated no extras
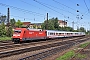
12,28,85,43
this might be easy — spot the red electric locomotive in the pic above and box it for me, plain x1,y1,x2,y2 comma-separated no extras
12,28,47,43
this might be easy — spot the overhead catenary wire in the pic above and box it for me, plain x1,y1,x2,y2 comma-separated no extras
52,0,84,15
11,14,44,22
11,15,34,21
52,0,90,19
20,0,76,19
0,12,40,21
19,0,51,13
19,0,53,18
83,0,89,12
33,0,76,16
33,0,64,16
0,2,55,22
33,0,74,20
51,0,89,29
52,0,76,11
0,2,45,17
69,0,90,17
19,0,89,21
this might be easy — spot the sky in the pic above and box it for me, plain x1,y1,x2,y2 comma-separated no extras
0,0,90,30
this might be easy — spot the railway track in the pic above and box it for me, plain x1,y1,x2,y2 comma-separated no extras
19,38,89,60
70,42,90,60
0,36,89,59
19,44,74,60
0,36,86,51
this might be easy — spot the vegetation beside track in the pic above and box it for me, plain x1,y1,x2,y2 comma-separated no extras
79,42,90,48
56,42,90,60
56,50,86,60
56,50,75,60
0,37,11,41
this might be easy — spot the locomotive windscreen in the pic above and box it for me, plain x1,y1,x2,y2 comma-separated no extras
14,30,21,33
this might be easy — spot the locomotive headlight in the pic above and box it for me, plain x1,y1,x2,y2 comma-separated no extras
13,34,20,36
17,34,20,36
13,34,16,36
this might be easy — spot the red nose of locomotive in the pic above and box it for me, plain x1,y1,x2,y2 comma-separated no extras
12,29,21,43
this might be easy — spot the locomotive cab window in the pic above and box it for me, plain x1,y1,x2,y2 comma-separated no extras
14,30,21,33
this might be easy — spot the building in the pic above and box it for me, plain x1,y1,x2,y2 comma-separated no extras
22,22,35,28
22,20,67,29
22,22,42,29
58,20,67,27
33,23,42,29
23,22,31,26
22,22,31,27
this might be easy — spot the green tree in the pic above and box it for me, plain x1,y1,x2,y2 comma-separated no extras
41,20,47,29
10,18,16,28
63,27,73,31
0,15,6,23
41,17,74,31
79,27,86,32
15,20,23,28
41,19,55,30
6,26,13,37
0,22,6,37
53,17,59,30
41,17,59,30
33,24,37,28
47,20,55,30
86,30,90,35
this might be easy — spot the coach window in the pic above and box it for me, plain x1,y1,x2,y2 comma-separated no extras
71,33,73,35
80,33,82,35
53,33,55,35
65,33,67,35
50,33,53,35
67,33,69,35
48,32,49,35
75,33,77,35
59,33,61,36
56,33,58,35
61,33,64,35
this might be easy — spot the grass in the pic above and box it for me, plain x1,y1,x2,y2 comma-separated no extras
56,42,90,60
0,37,11,41
56,50,75,60
76,53,86,59
56,50,86,60
79,42,90,48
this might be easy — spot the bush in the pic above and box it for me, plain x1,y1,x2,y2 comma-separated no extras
6,26,13,37
0,23,6,37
